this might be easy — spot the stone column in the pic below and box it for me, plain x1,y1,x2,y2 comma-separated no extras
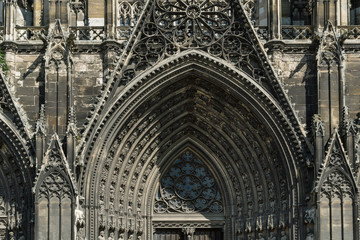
4,0,16,41
105,0,116,38
268,0,281,39
33,0,42,26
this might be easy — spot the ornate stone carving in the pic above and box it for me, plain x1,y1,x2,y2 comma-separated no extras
311,114,325,137
154,151,223,214
317,22,343,66
304,208,315,224
39,171,72,200
155,0,231,48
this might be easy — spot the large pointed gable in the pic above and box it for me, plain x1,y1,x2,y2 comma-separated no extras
108,0,285,99
79,0,309,159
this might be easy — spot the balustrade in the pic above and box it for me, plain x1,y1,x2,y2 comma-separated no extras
15,26,47,41
338,26,360,40
281,25,313,40
69,26,106,41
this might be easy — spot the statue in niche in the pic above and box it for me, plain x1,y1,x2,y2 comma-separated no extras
76,227,85,240
8,231,15,240
98,231,105,240
108,232,115,240
269,232,277,240
18,231,25,240
306,232,314,240
280,231,288,240
118,233,124,240
257,233,265,240
304,208,315,224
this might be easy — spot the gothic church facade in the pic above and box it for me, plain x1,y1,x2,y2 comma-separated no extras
0,0,359,239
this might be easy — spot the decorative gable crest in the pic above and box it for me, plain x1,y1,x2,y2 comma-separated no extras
44,20,72,67
315,130,357,199
33,134,77,197
107,0,285,100
317,21,343,66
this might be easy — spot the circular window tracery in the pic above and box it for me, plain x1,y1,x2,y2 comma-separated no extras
154,151,224,214
155,0,232,47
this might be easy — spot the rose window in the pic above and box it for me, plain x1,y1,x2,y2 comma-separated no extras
154,151,223,213
154,0,232,47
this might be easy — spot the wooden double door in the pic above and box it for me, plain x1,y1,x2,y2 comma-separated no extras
154,228,223,240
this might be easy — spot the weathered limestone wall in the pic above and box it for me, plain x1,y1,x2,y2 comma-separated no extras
345,53,360,118
7,50,103,131
8,52,42,128
72,52,103,130
270,49,318,129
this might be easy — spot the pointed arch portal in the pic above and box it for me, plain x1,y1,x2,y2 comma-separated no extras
79,0,307,239
80,51,305,239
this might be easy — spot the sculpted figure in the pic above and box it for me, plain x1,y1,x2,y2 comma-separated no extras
108,232,114,240
280,231,288,240
306,232,314,240
269,232,277,240
257,233,265,240
98,231,105,240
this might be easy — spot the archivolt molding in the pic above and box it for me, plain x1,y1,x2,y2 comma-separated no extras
81,69,302,238
79,0,309,161
0,125,33,238
79,50,306,167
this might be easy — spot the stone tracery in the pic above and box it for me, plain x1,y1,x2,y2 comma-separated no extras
154,151,224,214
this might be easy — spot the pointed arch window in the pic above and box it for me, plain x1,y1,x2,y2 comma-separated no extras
0,1,3,26
154,151,224,214
281,0,311,25
350,0,360,25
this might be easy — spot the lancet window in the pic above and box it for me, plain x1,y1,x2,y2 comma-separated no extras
281,0,311,25
154,151,224,214
350,0,360,25
118,0,144,27
0,1,3,26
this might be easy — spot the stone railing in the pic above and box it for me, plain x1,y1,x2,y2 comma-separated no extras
0,27,3,42
281,25,313,40
338,26,360,40
254,26,268,41
69,26,106,41
116,26,133,40
15,26,48,41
